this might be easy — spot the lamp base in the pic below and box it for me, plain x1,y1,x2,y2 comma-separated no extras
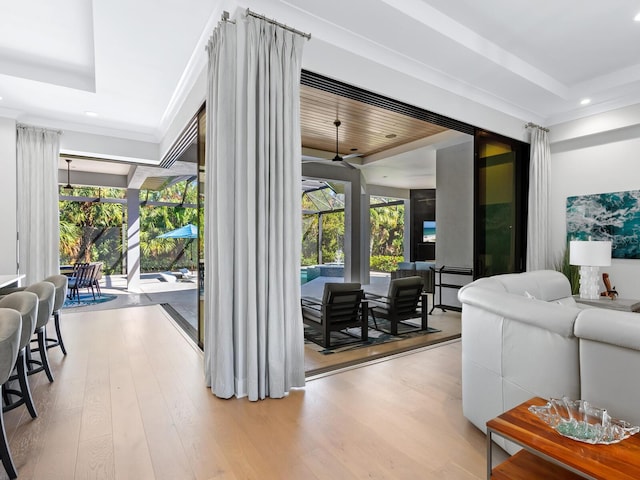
579,266,601,300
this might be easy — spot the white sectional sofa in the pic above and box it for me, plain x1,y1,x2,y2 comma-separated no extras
458,270,640,453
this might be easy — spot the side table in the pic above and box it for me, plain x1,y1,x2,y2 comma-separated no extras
573,295,640,312
486,397,640,479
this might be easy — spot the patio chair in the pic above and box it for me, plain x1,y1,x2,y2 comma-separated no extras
67,263,94,303
178,268,195,281
301,283,368,349
89,262,103,297
368,276,428,335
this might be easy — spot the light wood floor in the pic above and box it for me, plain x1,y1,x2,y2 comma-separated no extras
1,304,486,480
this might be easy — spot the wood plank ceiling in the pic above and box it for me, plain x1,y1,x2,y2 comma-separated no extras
300,84,449,157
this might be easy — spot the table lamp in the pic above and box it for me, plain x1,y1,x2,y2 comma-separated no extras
569,240,612,299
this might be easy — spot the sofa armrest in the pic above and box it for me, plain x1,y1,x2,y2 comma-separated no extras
575,309,640,351
459,287,580,337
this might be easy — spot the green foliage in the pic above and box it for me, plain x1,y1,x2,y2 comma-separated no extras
370,255,403,273
554,243,580,295
301,214,319,265
321,212,345,262
59,187,124,274
370,205,404,256
61,182,404,275
301,203,405,267
59,180,199,274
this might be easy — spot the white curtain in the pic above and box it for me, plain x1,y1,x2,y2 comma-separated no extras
16,125,61,284
526,126,551,271
204,15,307,400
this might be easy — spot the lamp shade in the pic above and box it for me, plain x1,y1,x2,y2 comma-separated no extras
569,240,612,267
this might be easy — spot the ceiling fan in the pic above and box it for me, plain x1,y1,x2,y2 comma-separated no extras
302,119,361,169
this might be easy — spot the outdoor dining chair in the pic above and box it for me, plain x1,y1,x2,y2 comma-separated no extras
67,263,94,303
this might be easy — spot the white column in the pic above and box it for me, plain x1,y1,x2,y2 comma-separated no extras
126,188,141,292
360,192,370,284
403,199,411,261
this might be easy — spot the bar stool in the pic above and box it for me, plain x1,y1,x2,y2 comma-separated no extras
24,282,56,383
43,275,68,355
0,308,22,479
0,292,38,419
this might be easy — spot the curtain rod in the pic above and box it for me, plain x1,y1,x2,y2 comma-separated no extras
16,123,62,135
245,8,311,40
524,122,549,132
220,11,235,24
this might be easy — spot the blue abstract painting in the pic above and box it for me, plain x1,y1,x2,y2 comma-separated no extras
567,190,640,259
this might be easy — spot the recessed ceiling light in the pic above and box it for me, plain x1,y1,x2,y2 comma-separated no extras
85,111,98,117
634,11,640,21
580,98,591,106
385,133,397,139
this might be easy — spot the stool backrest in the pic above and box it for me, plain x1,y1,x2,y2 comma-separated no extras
43,275,68,312
0,291,38,349
0,308,21,383
25,281,56,329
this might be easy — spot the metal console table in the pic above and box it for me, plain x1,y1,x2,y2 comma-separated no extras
430,265,473,313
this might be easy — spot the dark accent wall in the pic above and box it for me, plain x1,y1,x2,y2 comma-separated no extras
410,189,436,261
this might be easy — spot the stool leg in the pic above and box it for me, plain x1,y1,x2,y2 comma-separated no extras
33,329,54,383
1,383,10,407
0,409,17,479
16,351,37,419
54,312,66,355
27,327,55,383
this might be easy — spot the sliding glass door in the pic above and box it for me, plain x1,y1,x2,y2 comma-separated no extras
474,130,529,278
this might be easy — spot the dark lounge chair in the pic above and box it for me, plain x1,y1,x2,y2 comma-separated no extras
368,276,428,335
301,283,368,349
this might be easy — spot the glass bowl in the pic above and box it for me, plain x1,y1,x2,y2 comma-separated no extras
528,397,640,445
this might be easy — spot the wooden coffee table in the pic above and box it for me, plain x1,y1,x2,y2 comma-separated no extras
486,397,640,479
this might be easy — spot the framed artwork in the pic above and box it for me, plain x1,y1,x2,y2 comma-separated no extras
566,190,640,259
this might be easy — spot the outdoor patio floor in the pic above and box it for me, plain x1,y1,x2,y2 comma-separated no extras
65,273,198,331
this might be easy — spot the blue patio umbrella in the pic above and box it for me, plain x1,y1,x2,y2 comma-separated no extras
157,223,198,239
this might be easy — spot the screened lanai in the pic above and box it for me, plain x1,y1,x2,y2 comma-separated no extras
301,178,406,282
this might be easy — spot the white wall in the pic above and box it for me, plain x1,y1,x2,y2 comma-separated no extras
61,129,159,164
0,117,17,273
550,110,640,298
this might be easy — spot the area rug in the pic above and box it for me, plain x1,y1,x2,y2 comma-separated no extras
63,293,117,309
304,317,441,355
